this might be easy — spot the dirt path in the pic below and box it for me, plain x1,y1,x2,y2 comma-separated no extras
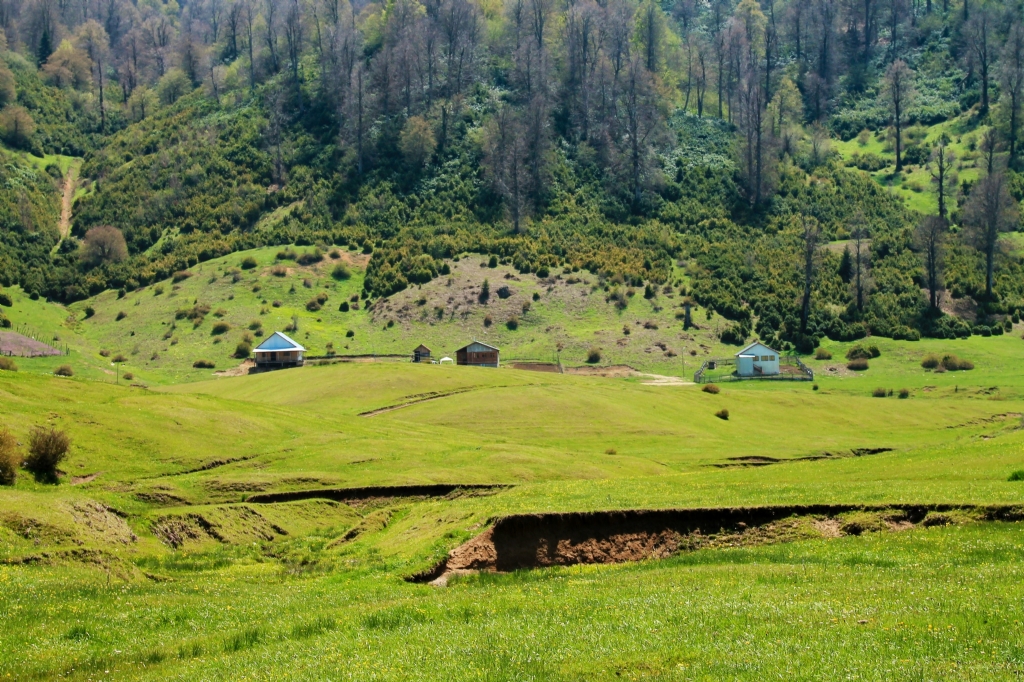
638,373,694,386
58,164,78,240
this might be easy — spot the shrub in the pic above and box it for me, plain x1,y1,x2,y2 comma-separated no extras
847,358,869,371
479,280,490,303
872,387,887,397
211,322,231,335
339,301,350,312
122,372,134,381
54,365,73,376
193,360,215,368
845,344,879,360
535,266,550,278
898,388,910,399
0,292,11,307
240,256,258,270
715,408,729,420
921,354,940,369
332,264,351,280
941,354,974,371
345,330,355,338
100,349,111,357
248,320,263,330
0,428,20,485
586,347,602,363
483,314,493,327
488,255,498,268
84,306,95,319
272,300,282,307
1009,470,1024,481
115,311,127,321
815,348,832,360
271,265,287,277
605,448,617,455
306,299,322,312
702,384,720,394
506,316,519,330
234,342,252,359
277,249,298,261
112,353,128,363
172,270,192,283
24,426,70,481
497,285,512,299
521,301,531,314
329,249,341,259
297,250,324,266
0,357,17,371
812,383,819,391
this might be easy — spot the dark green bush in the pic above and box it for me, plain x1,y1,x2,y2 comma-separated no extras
24,426,70,482
240,256,258,270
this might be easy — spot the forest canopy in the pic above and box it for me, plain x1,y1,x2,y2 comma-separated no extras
0,0,1021,349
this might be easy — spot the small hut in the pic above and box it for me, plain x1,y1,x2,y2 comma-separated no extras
455,341,500,367
253,331,306,368
413,344,432,363
734,341,780,377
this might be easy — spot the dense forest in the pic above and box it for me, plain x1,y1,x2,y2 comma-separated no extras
0,0,1022,349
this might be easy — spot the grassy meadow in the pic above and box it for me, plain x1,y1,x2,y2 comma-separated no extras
1,248,1024,679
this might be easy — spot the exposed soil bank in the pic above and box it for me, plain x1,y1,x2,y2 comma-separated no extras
247,484,510,505
413,504,1024,584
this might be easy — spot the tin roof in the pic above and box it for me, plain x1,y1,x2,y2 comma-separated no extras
254,331,306,353
456,340,500,353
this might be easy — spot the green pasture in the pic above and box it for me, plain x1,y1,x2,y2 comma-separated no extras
2,282,1024,679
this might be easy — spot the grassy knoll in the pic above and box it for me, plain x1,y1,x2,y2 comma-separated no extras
1,245,739,385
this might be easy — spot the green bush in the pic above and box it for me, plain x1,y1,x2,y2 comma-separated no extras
921,354,940,369
872,387,887,398
815,348,832,360
1009,470,1024,482
506,316,519,330
848,358,869,371
240,256,258,270
0,292,11,307
715,408,729,420
898,388,910,399
332,264,351,280
193,359,215,368
234,342,252,359
586,347,601,363
54,365,73,376
211,322,231,335
940,354,973,371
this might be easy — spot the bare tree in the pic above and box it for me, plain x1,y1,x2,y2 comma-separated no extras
76,20,110,131
928,137,957,219
618,56,660,209
999,22,1024,168
914,215,946,311
484,105,530,232
963,170,1018,299
849,215,870,312
883,59,914,172
964,5,995,115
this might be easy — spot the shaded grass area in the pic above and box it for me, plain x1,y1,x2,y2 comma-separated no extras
1,522,1022,680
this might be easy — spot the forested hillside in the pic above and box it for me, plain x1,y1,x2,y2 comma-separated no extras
0,0,1022,350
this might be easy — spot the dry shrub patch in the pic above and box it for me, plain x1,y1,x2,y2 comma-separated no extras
0,428,21,485
0,357,16,371
847,358,869,371
54,365,73,377
24,426,70,482
715,408,729,420
815,348,832,360
872,387,887,398
193,360,215,369
702,384,720,394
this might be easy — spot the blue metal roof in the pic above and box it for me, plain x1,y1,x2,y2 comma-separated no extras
255,331,306,352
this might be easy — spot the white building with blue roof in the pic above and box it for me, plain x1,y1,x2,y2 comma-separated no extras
253,331,306,368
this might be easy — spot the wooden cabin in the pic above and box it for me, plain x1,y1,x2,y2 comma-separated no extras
455,341,500,367
253,331,306,368
735,341,780,377
413,344,432,363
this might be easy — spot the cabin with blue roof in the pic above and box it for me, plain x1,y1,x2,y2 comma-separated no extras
253,331,306,368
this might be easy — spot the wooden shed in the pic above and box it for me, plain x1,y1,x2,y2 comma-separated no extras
455,341,500,368
413,344,432,362
253,331,306,368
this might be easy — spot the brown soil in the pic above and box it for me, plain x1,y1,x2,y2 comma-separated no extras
359,387,480,416
0,332,62,357
65,501,137,545
412,504,1024,583
711,447,894,468
246,483,510,505
214,359,255,377
511,362,562,373
58,164,77,239
563,364,638,377
70,472,101,485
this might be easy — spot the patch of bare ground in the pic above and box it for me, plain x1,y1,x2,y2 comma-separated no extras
0,332,62,357
935,289,978,323
638,373,693,386
562,364,637,378
70,472,101,485
412,504,1024,583
711,447,893,468
152,506,289,549
64,501,137,545
247,483,510,505
214,359,255,377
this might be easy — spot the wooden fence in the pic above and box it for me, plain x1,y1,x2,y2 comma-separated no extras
694,355,813,384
